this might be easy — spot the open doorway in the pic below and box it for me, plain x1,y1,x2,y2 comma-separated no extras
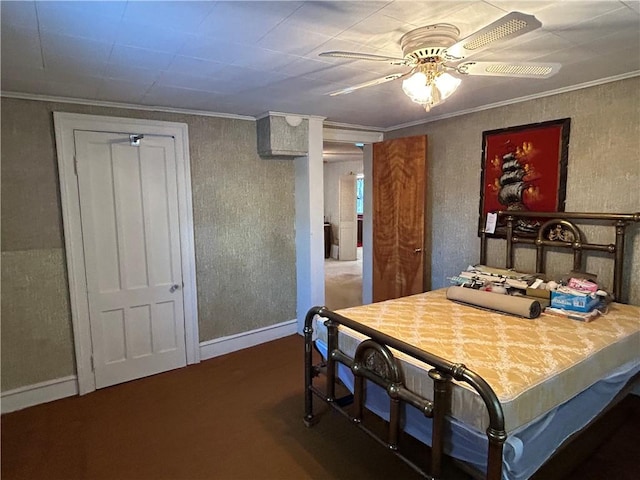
323,141,363,310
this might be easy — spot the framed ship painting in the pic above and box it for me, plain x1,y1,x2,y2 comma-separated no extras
478,118,571,236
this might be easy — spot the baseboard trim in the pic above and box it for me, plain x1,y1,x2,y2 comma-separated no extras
1,375,78,414
200,319,298,361
1,322,298,413
3,338,636,414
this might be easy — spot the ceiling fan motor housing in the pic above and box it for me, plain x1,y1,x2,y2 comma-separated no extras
401,24,460,63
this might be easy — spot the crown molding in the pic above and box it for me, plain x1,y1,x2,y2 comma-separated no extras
0,91,256,122
323,128,383,144
323,120,385,132
4,70,638,133
387,71,640,132
255,111,326,121
0,91,384,141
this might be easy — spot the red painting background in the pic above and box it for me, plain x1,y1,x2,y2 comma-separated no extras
479,118,570,234
482,124,564,216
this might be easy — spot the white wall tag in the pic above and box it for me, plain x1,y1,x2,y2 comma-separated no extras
485,212,497,234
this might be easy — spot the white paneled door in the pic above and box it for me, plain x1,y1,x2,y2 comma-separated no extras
339,174,358,261
75,131,187,389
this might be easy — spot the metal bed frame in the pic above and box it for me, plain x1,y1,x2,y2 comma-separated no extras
480,211,640,301
304,211,639,480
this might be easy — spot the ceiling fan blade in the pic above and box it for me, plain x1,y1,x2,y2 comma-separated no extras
447,11,542,60
326,72,410,96
458,61,561,78
319,51,408,65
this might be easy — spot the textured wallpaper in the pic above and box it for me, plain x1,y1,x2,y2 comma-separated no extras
1,98,296,391
386,77,640,305
2,79,638,392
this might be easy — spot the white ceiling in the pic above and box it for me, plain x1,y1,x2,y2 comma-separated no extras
1,1,639,130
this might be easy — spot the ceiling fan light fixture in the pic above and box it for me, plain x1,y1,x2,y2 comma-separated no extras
402,72,434,106
402,69,460,111
434,72,462,99
319,11,556,110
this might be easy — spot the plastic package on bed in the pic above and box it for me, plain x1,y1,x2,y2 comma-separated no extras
315,340,639,480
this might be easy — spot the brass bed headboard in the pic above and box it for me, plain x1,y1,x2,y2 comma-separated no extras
479,211,640,301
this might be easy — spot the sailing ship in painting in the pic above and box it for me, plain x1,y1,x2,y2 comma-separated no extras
496,144,541,234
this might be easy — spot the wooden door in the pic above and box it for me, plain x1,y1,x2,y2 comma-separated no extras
372,135,427,302
75,131,187,389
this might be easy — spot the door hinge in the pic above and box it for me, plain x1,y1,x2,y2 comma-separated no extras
73,155,78,176
90,355,95,371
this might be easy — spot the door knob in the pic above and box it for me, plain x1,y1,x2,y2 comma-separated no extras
169,284,180,293
414,248,423,253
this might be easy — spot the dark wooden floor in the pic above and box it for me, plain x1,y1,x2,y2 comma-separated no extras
2,334,639,480
539,391,640,480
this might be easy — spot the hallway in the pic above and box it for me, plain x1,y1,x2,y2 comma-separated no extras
324,247,362,311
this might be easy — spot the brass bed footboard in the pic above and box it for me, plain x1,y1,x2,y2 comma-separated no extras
303,307,507,480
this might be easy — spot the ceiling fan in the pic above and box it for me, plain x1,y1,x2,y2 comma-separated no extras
319,11,561,111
